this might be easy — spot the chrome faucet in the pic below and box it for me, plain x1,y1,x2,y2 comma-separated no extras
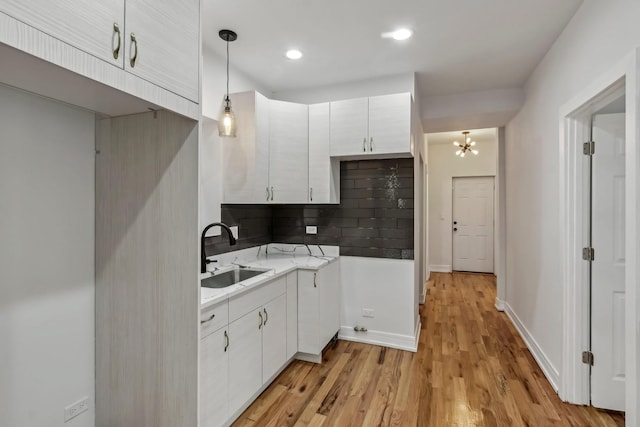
201,222,237,273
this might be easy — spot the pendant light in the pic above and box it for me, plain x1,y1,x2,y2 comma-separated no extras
218,29,237,137
453,131,478,157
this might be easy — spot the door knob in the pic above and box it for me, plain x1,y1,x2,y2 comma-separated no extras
453,221,457,224
453,228,458,231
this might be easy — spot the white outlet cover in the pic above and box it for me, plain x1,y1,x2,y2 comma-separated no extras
64,397,89,422
362,308,374,318
306,226,318,234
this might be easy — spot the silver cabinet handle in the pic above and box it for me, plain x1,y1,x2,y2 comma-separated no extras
224,330,229,352
362,137,366,152
129,33,138,67
258,311,263,329
370,137,373,151
200,313,215,325
270,187,274,201
112,23,121,59
263,308,268,325
266,187,270,201
313,272,317,288
310,187,313,202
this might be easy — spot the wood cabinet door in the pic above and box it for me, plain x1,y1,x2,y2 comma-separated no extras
200,328,229,427
1,0,124,66
368,93,411,154
330,97,369,156
268,100,309,203
261,294,287,384
125,0,199,102
228,309,262,416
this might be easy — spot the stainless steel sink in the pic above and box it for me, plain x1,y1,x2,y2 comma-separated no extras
201,267,270,289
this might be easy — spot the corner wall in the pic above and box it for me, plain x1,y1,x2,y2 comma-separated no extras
0,84,95,426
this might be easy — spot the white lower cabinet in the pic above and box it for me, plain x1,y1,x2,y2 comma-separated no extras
261,294,287,383
286,271,298,359
200,327,229,427
228,308,263,416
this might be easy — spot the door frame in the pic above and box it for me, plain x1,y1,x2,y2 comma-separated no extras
559,47,640,424
451,175,496,274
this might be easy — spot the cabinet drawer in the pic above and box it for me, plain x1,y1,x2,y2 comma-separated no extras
200,300,228,339
229,276,286,323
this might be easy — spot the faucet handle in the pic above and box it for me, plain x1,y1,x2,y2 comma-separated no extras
205,259,218,265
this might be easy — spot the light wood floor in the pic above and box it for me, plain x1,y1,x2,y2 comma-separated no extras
233,272,625,426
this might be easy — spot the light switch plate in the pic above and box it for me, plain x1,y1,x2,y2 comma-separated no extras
230,226,239,239
306,226,318,235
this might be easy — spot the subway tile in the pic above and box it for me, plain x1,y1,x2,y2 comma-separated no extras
375,208,414,219
341,227,379,238
358,217,397,228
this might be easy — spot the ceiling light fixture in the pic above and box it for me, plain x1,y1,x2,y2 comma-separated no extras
285,49,303,60
381,28,413,41
218,29,237,138
453,131,478,158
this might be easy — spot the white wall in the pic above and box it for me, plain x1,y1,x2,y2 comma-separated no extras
0,85,95,426
338,256,418,351
427,138,497,271
505,0,640,419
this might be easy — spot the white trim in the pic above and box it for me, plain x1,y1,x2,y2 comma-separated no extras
494,298,505,312
429,264,452,273
505,303,560,392
338,323,420,353
558,47,640,424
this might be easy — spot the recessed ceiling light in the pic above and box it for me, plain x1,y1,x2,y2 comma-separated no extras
381,28,413,41
285,49,303,60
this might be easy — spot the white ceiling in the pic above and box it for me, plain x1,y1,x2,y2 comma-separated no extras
202,0,583,98
427,128,497,145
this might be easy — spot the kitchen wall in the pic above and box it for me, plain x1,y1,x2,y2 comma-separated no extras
505,0,640,419
0,84,95,426
206,158,414,259
427,137,497,272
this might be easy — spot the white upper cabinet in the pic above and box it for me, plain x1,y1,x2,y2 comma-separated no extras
330,93,412,157
222,91,270,204
268,100,309,203
309,103,339,204
1,0,124,66
329,97,369,156
125,0,199,102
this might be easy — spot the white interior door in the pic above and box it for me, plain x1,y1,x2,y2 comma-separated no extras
591,113,625,411
452,177,494,273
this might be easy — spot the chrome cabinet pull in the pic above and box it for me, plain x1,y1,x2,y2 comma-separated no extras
313,272,317,288
263,308,268,325
200,313,215,325
370,137,374,151
310,187,313,202
258,311,263,329
224,330,229,352
112,23,121,59
129,33,138,67
270,187,274,201
266,187,270,201
362,137,366,152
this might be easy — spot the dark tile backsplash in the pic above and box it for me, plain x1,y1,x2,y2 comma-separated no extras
205,158,414,260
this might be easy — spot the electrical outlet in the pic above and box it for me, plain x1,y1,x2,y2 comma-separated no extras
230,225,239,239
362,308,374,318
306,226,317,235
64,397,89,422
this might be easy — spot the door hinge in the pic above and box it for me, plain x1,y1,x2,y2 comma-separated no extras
582,351,594,366
583,141,595,155
582,247,595,261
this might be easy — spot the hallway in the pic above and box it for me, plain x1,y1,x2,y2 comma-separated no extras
232,272,624,426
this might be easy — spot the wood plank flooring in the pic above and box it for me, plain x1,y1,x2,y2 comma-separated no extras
232,272,625,426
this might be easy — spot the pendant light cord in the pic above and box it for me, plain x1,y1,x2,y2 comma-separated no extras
226,39,230,101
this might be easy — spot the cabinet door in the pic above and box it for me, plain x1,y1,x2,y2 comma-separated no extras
309,103,333,203
200,328,229,427
330,97,369,156
297,270,319,354
368,93,411,154
1,0,124,66
262,294,287,383
125,0,199,102
228,309,262,416
222,92,270,203
286,272,298,359
318,261,341,348
269,100,309,203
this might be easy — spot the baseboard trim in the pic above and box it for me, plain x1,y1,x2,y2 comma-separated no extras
339,325,419,352
504,303,560,392
495,298,505,312
430,264,452,273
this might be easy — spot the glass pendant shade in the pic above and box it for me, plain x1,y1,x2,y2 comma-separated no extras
218,97,236,137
